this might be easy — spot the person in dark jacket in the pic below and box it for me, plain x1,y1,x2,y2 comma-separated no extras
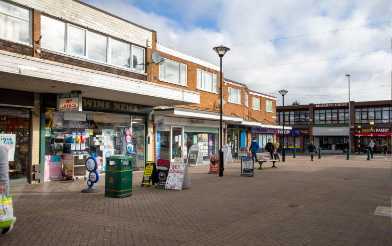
249,138,260,162
265,140,275,159
307,142,316,161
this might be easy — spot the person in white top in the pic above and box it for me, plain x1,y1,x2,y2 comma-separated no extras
368,140,376,159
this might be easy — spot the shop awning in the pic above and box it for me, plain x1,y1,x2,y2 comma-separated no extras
0,50,199,107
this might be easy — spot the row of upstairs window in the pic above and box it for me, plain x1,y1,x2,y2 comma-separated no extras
227,87,274,112
0,1,146,73
40,15,145,73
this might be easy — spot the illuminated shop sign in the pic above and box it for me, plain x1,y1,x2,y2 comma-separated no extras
58,92,82,112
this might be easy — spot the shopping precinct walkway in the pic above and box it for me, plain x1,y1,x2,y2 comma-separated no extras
3,156,392,246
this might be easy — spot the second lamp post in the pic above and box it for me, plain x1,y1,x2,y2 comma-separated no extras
279,89,288,162
213,45,230,177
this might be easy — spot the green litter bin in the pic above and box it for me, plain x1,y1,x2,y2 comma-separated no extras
105,155,134,198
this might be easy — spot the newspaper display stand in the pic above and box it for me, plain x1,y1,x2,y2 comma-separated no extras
240,156,254,177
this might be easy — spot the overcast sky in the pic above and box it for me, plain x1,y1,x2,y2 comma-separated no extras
86,0,391,105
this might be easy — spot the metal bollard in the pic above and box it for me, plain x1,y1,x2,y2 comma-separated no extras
318,148,321,159
367,148,370,161
0,145,16,235
293,148,296,158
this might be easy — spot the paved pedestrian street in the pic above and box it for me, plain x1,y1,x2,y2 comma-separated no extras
2,156,391,246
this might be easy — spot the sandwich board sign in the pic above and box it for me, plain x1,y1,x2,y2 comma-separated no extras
165,158,190,190
141,162,155,187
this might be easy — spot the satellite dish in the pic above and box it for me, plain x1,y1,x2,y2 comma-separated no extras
152,51,165,64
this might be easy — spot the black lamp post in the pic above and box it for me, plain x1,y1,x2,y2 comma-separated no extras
213,45,230,177
346,74,351,160
279,89,288,162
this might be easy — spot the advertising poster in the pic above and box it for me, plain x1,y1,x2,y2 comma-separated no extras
165,158,187,190
0,134,16,162
141,162,155,187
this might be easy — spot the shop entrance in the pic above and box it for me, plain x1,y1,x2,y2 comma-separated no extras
171,126,184,160
0,107,31,180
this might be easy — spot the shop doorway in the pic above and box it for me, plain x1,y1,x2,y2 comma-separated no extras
171,126,184,161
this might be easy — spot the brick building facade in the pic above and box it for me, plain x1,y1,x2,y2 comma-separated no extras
277,101,392,154
0,0,279,183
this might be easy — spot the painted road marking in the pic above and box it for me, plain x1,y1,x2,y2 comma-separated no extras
374,206,392,218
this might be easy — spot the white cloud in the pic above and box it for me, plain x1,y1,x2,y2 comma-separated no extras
86,0,392,105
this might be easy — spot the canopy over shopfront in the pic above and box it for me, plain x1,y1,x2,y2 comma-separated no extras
0,50,199,107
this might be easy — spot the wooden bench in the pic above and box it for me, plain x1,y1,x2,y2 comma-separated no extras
256,153,280,169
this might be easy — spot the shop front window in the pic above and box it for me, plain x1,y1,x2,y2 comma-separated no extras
227,128,239,159
44,111,145,180
0,107,31,179
184,130,218,163
156,130,170,161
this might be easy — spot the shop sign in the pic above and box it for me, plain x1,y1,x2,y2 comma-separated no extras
165,158,189,190
251,127,277,134
354,128,392,137
82,98,149,114
290,129,301,137
141,162,155,187
277,129,292,135
0,134,16,161
240,157,254,177
58,92,82,112
314,103,348,108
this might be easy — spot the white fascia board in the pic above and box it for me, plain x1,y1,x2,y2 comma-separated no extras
173,109,243,122
157,44,219,71
241,120,262,127
0,50,199,104
249,91,277,101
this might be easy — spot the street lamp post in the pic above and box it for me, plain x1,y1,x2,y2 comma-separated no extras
213,45,230,177
279,89,288,162
346,74,351,160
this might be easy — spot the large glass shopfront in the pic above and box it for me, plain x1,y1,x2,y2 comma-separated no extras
0,107,31,180
227,127,248,159
43,96,147,181
155,116,219,165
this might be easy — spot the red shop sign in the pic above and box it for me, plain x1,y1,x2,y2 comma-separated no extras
354,132,392,137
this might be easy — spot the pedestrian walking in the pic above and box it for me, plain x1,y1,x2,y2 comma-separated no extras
368,140,375,159
249,138,260,162
382,144,388,155
265,140,275,159
307,142,316,161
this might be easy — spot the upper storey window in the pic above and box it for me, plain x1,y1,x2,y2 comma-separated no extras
228,87,241,104
197,69,217,93
266,100,273,112
41,15,146,73
0,0,31,45
68,24,86,57
159,59,187,86
41,15,65,53
252,97,260,111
